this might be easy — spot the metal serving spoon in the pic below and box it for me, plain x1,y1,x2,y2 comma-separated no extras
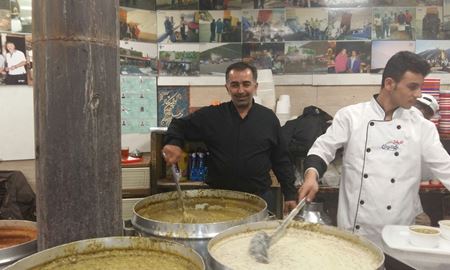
170,164,188,217
248,198,307,264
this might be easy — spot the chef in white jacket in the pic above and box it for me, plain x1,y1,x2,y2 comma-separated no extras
299,51,450,243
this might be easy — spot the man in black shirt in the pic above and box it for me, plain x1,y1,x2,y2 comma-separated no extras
162,62,298,214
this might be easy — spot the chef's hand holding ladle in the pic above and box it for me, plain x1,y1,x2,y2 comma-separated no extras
162,147,191,221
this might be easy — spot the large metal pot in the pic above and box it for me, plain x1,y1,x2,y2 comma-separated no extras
5,236,204,270
0,220,37,269
208,221,385,270
132,189,268,269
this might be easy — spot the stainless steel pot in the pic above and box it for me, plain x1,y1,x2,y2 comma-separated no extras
132,189,268,269
5,236,205,270
0,220,37,269
295,200,332,225
208,220,385,270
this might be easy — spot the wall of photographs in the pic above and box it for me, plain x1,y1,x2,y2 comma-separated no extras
118,0,450,81
0,0,31,86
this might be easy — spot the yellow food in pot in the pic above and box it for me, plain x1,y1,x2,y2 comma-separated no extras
136,197,261,223
31,249,199,270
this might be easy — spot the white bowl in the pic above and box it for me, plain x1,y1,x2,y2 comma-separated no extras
438,220,450,241
409,225,440,248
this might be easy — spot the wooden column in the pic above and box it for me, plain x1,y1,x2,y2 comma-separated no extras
33,0,122,250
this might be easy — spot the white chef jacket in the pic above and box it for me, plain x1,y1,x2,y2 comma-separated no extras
308,96,450,240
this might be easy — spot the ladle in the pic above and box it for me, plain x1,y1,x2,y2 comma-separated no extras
248,198,306,263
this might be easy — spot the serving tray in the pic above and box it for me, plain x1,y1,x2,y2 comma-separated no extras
382,225,450,255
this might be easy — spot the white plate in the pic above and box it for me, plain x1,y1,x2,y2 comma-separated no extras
382,225,450,255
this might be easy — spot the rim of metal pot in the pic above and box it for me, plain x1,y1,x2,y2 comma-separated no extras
0,220,37,267
132,189,268,239
207,220,385,270
5,236,205,270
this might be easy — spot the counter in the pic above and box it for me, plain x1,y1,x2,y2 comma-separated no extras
318,186,450,270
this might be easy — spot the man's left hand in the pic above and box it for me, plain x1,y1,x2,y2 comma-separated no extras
284,200,297,216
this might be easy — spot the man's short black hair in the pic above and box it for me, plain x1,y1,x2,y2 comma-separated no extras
381,51,430,87
225,62,257,82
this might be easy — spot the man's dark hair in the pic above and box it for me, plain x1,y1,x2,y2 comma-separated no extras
225,62,257,82
381,51,430,88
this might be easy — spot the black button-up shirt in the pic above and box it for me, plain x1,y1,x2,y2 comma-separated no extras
165,101,297,200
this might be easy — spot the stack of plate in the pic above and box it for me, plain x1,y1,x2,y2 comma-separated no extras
421,78,440,128
439,89,450,138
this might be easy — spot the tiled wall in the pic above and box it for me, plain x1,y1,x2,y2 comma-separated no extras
190,84,380,116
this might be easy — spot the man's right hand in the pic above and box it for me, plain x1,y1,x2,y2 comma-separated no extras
298,169,319,202
162,145,183,165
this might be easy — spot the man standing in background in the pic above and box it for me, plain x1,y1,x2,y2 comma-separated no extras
162,62,298,214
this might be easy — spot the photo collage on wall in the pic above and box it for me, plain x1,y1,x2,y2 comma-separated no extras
0,0,32,86
146,0,450,76
120,0,159,133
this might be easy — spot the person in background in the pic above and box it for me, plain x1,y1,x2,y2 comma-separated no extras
0,53,5,72
216,18,224,43
347,50,361,73
413,93,440,226
162,62,298,214
374,14,382,39
334,48,348,73
300,51,450,244
415,93,438,120
4,41,27,85
180,16,187,41
210,19,216,42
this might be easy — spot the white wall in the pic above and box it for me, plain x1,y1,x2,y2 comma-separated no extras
0,85,35,161
0,86,151,161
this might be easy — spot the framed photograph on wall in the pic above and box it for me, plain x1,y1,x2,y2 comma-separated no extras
157,10,199,43
372,7,416,40
241,0,284,9
323,0,370,7
156,0,199,10
10,0,31,33
120,0,156,10
284,41,319,74
199,10,242,43
285,8,328,41
416,40,450,73
242,9,286,42
0,0,10,31
416,6,444,40
372,0,417,6
120,8,157,42
158,43,200,76
120,41,158,76
1,34,28,85
327,8,372,40
417,0,443,6
371,40,415,73
199,0,242,10
157,86,190,127
311,40,335,73
330,41,371,73
199,43,242,75
242,42,285,74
